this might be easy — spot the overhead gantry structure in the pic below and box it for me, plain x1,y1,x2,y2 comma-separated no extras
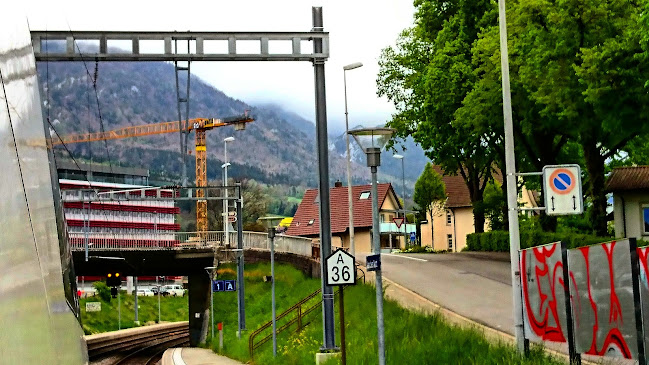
32,8,339,351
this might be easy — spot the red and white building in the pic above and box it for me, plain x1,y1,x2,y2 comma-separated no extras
60,179,181,248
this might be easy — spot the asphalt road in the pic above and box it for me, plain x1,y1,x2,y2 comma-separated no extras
358,251,516,334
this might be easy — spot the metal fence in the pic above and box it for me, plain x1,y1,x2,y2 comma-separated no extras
68,231,314,257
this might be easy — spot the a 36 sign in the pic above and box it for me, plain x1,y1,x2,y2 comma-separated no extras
325,248,356,286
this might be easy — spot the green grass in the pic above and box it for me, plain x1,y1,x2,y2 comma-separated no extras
79,291,188,334
80,264,564,364
210,263,564,365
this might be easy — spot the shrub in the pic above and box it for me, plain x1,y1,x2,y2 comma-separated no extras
467,230,613,252
93,281,112,302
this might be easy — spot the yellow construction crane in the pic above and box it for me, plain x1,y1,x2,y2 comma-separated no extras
52,113,254,231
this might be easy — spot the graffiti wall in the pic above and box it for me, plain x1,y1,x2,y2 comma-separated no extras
568,240,639,359
521,242,569,343
639,246,648,357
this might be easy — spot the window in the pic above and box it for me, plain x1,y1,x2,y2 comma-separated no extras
643,205,649,234
307,219,314,226
446,210,452,225
380,214,386,223
359,191,370,200
447,234,453,251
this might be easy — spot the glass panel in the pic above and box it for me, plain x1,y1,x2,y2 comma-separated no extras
643,206,649,234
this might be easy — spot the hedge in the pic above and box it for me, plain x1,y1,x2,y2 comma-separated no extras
465,230,613,252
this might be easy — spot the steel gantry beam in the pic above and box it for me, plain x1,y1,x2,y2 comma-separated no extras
31,8,337,354
31,31,329,62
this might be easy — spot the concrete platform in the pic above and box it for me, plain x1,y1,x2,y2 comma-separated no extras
161,348,244,365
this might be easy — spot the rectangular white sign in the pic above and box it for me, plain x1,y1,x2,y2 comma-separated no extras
85,302,101,312
542,164,583,216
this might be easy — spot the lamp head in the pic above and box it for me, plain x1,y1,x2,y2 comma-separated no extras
343,62,363,71
221,162,231,169
224,136,235,142
393,154,404,160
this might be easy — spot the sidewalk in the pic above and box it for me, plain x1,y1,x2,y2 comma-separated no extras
161,348,245,365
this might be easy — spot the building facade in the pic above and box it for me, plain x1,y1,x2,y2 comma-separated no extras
286,182,414,253
607,166,649,242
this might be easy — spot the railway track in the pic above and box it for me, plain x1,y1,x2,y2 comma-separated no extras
86,322,189,365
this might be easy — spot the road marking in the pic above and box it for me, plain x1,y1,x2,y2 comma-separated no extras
386,254,427,262
172,348,187,365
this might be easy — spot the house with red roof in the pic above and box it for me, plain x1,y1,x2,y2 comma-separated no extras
607,166,649,241
286,181,413,253
420,165,537,252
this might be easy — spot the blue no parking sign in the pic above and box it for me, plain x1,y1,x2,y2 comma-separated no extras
542,165,583,216
410,232,416,243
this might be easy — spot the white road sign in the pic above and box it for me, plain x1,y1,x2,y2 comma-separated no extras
325,248,356,286
542,164,583,216
85,302,101,312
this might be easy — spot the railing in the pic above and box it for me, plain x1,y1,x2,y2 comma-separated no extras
67,230,314,256
249,288,323,359
248,266,365,359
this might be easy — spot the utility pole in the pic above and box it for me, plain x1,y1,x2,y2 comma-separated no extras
312,6,336,351
498,0,526,353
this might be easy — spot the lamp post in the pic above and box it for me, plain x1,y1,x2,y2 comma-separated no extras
204,266,217,340
393,154,407,248
258,216,284,357
348,127,395,365
223,136,235,246
343,62,363,256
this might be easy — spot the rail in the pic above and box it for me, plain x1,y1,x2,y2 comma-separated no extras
85,321,188,360
68,230,313,255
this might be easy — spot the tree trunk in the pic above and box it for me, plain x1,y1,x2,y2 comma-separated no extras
429,208,435,248
582,140,608,236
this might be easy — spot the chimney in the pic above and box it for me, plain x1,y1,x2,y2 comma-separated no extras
334,180,343,188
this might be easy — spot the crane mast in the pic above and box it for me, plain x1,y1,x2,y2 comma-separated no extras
53,114,254,232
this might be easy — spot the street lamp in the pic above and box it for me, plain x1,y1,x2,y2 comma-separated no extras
258,215,284,357
343,62,363,257
205,266,217,341
393,154,407,248
223,137,235,246
348,127,394,365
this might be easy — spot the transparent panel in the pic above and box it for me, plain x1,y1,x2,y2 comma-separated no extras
638,246,648,355
520,242,569,343
568,240,639,359
0,17,87,364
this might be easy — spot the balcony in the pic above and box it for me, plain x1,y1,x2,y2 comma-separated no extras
379,222,416,234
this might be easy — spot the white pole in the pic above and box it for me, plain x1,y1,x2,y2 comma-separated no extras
344,69,356,256
224,141,229,246
157,276,161,323
498,0,526,353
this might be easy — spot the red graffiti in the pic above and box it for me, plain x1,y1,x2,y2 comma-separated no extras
639,247,648,284
521,243,566,342
573,242,633,359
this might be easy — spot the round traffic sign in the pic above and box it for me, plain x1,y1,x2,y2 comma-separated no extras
548,168,576,195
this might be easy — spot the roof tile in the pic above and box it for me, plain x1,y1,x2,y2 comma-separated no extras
606,166,649,191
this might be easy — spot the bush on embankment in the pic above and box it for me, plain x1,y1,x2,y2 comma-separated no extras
465,230,613,252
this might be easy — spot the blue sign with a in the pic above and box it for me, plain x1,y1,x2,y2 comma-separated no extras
366,254,381,272
410,232,416,242
212,280,224,292
224,280,236,292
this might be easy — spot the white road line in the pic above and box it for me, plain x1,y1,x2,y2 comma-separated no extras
172,348,187,365
386,254,428,262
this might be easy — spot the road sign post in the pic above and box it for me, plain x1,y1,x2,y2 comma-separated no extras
325,248,356,365
543,165,583,215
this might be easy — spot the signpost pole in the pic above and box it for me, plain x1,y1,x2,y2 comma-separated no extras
118,290,121,330
339,286,346,365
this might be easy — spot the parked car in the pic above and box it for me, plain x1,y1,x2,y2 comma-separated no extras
151,286,161,295
161,285,185,297
133,288,155,297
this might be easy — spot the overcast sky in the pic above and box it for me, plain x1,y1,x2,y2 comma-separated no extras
12,0,416,134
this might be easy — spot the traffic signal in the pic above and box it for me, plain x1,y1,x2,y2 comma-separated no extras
106,272,121,287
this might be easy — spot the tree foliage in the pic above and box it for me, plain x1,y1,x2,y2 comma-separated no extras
378,0,497,232
380,0,649,235
414,163,447,242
